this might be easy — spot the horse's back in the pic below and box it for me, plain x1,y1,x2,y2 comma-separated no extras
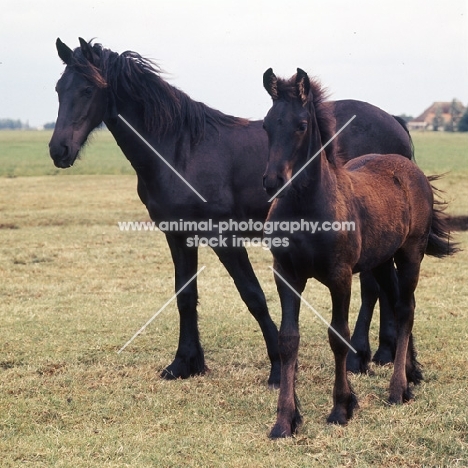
333,100,412,161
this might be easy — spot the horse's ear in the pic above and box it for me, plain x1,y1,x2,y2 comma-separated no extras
295,68,310,106
263,68,278,100
56,38,73,65
79,37,95,64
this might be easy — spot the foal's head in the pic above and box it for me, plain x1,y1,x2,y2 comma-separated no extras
262,68,334,198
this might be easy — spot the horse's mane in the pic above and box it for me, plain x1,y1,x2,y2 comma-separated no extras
274,75,337,164
69,41,248,144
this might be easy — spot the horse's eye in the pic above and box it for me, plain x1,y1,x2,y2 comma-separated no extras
297,122,307,133
82,86,93,97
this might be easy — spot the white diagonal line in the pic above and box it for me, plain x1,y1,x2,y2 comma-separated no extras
117,266,206,354
117,114,207,203
269,266,357,353
268,115,356,202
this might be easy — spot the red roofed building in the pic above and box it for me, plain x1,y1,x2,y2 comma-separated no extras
408,100,465,131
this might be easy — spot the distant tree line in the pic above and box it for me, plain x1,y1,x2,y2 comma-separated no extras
2,110,468,132
0,118,29,129
0,119,56,130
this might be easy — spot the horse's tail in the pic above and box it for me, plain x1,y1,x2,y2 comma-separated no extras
426,175,460,258
392,115,415,161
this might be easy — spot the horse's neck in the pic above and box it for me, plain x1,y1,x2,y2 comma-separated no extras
105,96,179,177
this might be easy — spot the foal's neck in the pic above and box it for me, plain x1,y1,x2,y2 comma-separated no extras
295,119,340,216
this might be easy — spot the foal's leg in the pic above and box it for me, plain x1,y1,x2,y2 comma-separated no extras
388,249,423,403
269,263,305,438
327,271,359,425
213,246,280,388
347,271,378,373
373,264,397,366
161,235,206,379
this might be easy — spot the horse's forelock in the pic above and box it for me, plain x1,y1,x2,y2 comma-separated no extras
69,45,108,89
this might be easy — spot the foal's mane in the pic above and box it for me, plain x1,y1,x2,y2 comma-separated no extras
69,41,248,144
275,75,337,164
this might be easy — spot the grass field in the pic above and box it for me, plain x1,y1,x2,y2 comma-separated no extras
0,130,467,466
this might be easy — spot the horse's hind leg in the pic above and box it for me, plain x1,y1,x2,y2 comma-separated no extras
347,271,377,374
373,265,397,366
348,270,397,374
388,249,424,404
213,246,280,388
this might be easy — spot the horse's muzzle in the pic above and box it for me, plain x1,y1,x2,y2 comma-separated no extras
49,143,76,168
263,173,287,199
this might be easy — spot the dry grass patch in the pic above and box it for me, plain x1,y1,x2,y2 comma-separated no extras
0,175,467,467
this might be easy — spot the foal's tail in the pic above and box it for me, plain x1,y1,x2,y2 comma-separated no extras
426,175,460,258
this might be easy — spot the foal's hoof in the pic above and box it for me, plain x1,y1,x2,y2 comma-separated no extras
269,408,303,439
388,386,414,405
327,392,359,425
269,416,302,439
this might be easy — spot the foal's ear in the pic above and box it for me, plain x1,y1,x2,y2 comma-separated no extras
56,38,73,65
79,37,96,64
263,68,278,100
295,68,310,106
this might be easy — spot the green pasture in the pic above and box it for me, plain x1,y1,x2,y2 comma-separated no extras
0,129,467,214
0,130,467,466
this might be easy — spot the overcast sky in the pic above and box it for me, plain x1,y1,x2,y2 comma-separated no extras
1,0,467,127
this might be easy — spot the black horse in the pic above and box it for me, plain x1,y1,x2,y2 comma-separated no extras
49,38,414,386
262,68,457,438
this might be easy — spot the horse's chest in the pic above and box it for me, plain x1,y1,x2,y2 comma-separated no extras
272,233,331,279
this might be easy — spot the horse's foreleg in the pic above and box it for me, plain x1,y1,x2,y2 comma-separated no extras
161,235,206,380
327,273,358,425
269,265,304,438
213,246,280,388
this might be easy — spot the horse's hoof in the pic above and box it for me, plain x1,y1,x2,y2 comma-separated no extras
267,363,281,389
326,410,349,425
269,423,292,439
346,352,371,374
160,356,207,380
327,392,358,424
388,385,413,405
372,347,394,365
160,367,180,380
